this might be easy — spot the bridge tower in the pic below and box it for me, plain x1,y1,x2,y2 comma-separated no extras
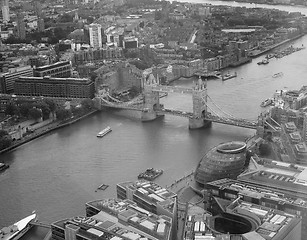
189,78,211,129
141,72,162,121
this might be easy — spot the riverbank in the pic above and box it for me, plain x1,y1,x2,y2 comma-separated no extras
0,110,98,155
248,33,306,57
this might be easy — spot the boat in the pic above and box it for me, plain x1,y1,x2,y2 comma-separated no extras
138,168,163,181
97,126,112,138
0,212,37,240
0,163,9,172
272,72,283,78
260,98,273,107
222,72,237,81
97,183,109,191
257,59,269,65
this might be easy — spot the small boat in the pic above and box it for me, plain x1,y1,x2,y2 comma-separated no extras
260,98,273,107
222,72,237,81
97,126,112,138
138,168,163,181
272,72,283,78
0,163,9,172
257,59,269,65
0,212,37,240
97,184,109,191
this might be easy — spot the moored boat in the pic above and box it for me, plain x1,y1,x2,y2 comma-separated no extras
222,72,237,81
0,163,9,172
138,168,163,181
272,72,283,78
257,59,269,65
97,126,112,138
260,98,273,107
0,212,37,240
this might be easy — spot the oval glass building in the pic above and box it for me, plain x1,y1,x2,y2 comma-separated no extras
194,141,247,185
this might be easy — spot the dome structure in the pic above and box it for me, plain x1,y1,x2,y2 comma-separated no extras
194,141,247,185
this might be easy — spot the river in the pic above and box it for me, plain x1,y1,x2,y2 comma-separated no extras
1,2,307,239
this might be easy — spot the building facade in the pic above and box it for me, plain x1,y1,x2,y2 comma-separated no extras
15,76,95,99
89,24,103,49
0,65,33,93
16,12,26,39
52,198,172,240
116,180,177,237
34,61,72,78
1,0,9,23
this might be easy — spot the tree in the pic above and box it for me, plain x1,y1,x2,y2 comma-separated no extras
34,101,51,120
29,108,42,121
19,103,32,118
0,130,12,150
5,102,18,116
81,99,94,111
55,108,72,121
44,99,57,113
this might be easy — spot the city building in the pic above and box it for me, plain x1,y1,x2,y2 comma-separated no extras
1,0,9,23
95,62,142,94
209,197,301,239
0,65,33,94
235,158,307,237
89,23,103,49
194,141,248,185
14,76,95,99
182,197,301,240
52,198,172,240
34,61,72,78
16,12,26,40
205,176,307,239
116,180,177,236
123,36,138,49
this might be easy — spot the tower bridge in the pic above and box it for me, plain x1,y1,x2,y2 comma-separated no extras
96,71,262,130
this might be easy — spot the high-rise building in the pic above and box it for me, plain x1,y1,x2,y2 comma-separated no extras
89,23,103,49
16,12,26,39
37,17,44,32
1,0,9,23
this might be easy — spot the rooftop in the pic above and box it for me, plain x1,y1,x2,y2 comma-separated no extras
84,198,172,240
207,178,307,208
117,181,177,214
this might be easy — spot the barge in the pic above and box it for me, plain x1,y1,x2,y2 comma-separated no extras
138,168,163,181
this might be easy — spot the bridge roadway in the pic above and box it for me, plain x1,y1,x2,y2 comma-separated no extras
100,102,257,129
144,85,194,94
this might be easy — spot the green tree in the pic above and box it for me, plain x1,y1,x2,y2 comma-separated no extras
29,108,42,121
44,99,57,113
81,99,94,111
19,103,32,118
55,108,72,120
34,101,51,120
5,102,18,116
0,130,12,150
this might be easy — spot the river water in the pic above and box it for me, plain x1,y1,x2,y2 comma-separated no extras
1,2,307,238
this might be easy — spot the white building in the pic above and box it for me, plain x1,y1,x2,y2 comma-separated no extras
2,5,9,23
89,23,103,49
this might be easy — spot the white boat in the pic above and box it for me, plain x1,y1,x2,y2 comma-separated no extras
97,126,112,138
260,98,273,107
222,72,237,81
0,212,37,240
272,72,283,78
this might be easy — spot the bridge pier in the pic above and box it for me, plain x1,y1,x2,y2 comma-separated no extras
141,110,158,121
189,118,212,129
